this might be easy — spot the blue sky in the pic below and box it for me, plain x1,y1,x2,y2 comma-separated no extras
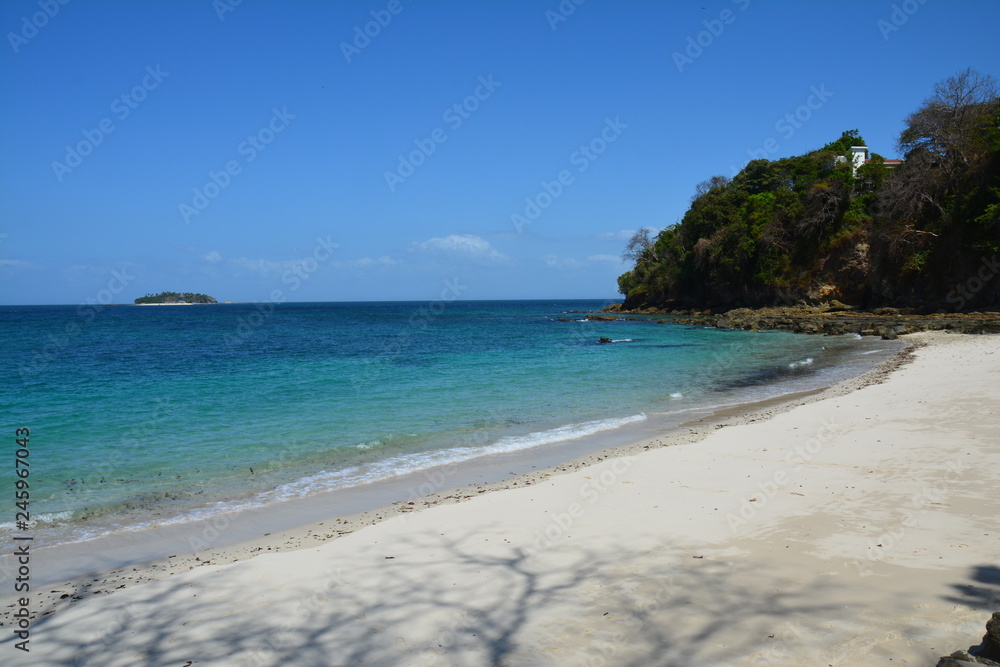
1,0,998,304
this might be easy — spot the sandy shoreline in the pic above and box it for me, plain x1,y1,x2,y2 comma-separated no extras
0,347,905,614
3,331,999,665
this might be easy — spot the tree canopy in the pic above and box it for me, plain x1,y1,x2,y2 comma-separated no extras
135,292,218,304
617,70,1000,311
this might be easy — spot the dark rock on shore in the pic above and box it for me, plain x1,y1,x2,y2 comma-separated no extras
585,314,652,323
979,612,1000,660
601,304,1000,337
675,309,1000,337
937,611,1000,666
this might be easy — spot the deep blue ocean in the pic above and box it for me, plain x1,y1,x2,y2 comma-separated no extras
0,300,904,545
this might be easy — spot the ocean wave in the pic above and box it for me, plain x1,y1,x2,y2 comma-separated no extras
27,413,649,544
787,357,814,369
265,414,648,501
354,439,385,450
0,510,75,532
485,414,646,453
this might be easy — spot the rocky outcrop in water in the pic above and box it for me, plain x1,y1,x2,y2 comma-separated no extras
600,304,1000,338
675,309,1000,338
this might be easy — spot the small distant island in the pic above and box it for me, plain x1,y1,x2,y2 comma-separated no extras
134,292,218,305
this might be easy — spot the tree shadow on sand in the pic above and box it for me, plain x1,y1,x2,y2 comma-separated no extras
945,564,1000,611
8,523,856,667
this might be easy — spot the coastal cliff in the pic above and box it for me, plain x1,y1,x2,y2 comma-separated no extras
617,70,1000,313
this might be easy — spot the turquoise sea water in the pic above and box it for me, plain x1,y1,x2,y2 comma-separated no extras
1,300,903,544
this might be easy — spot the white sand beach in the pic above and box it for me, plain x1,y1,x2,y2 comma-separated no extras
5,331,999,666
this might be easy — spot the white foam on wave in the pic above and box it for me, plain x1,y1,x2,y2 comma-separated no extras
611,339,635,343
0,510,75,531
486,413,646,454
354,439,385,450
669,392,683,398
0,510,76,534
35,413,650,545
37,510,75,524
787,357,814,369
265,413,648,501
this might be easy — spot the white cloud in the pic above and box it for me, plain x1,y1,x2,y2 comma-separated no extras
65,264,99,273
64,262,140,276
228,257,290,277
219,250,354,278
542,254,583,269
409,234,508,263
595,229,635,242
0,259,41,269
587,254,621,263
351,256,399,267
596,228,657,242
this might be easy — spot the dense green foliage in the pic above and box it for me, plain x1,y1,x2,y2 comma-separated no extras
134,292,217,304
619,70,1000,311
